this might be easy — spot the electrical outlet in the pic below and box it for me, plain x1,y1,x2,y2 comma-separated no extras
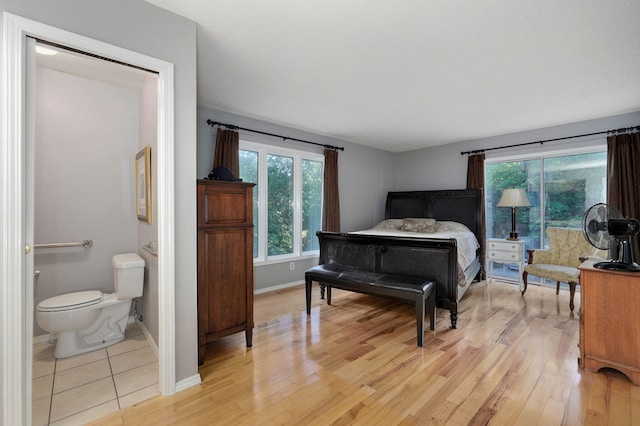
290,262,295,271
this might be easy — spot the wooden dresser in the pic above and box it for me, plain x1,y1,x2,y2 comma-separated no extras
197,179,255,365
578,260,640,385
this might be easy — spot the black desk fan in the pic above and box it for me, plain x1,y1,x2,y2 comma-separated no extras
582,203,640,272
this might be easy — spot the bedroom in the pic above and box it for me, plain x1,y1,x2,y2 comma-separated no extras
1,0,640,425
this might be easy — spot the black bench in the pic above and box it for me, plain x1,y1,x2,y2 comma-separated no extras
305,264,436,346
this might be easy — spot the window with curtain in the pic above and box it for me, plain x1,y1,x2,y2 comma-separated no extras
239,140,324,263
485,147,607,281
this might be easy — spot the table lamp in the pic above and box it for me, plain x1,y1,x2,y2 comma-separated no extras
497,188,530,240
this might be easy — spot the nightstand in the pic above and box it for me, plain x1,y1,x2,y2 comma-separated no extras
486,238,526,290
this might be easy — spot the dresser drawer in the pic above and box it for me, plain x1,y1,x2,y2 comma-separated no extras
487,240,523,263
487,249,522,262
487,240,521,253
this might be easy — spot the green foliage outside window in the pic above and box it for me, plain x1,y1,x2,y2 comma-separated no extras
267,154,294,256
302,160,322,251
240,145,324,260
486,160,537,240
486,151,606,252
239,150,259,257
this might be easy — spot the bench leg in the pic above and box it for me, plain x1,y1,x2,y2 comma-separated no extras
428,292,435,332
416,290,436,347
415,296,425,347
305,277,312,315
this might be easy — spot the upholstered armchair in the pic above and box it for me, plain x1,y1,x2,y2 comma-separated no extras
522,227,607,311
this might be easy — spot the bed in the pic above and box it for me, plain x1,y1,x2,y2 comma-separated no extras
315,189,483,328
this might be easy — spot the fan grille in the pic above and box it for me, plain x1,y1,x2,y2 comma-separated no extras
582,203,621,250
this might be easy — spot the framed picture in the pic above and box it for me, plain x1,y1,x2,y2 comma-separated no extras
135,146,152,223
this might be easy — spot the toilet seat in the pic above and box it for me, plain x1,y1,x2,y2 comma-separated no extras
37,291,103,312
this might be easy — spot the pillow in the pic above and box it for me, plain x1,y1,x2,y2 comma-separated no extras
372,219,404,231
436,221,472,233
402,218,436,233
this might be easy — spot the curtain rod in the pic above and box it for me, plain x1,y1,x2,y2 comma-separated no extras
460,125,640,156
206,119,345,151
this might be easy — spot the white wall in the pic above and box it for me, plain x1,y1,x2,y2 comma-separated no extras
0,0,198,384
34,66,140,335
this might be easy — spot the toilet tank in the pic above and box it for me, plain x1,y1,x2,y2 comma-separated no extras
112,253,145,299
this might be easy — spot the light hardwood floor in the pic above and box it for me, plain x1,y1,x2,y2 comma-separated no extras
90,279,640,425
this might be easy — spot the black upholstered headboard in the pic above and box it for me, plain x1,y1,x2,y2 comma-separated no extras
385,189,483,254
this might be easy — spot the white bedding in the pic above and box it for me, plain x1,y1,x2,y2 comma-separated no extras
348,227,479,272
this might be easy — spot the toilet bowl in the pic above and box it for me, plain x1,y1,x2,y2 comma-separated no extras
36,253,145,358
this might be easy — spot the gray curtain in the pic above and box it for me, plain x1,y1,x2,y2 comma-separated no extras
607,132,640,260
322,149,340,232
213,128,239,177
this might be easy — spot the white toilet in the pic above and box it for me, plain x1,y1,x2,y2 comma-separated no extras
36,253,145,358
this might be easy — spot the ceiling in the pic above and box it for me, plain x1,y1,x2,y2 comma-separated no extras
147,0,640,152
36,42,153,90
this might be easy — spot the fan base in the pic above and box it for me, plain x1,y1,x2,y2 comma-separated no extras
594,261,640,272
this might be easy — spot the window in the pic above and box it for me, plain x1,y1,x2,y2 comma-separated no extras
302,159,323,252
239,141,324,263
485,148,607,280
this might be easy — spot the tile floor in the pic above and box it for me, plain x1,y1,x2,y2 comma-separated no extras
32,322,160,426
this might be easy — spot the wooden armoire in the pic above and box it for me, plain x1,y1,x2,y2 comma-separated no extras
197,179,255,365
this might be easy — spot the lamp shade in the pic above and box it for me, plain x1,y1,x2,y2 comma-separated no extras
497,188,530,207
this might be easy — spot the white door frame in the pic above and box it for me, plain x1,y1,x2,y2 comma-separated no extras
2,13,176,425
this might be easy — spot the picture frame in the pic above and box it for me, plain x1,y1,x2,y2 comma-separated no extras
135,145,152,223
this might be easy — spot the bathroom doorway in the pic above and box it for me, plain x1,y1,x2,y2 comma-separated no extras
2,13,176,424
32,40,161,424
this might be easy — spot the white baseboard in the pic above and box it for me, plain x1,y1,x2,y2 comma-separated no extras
135,318,159,359
176,373,202,392
254,280,304,295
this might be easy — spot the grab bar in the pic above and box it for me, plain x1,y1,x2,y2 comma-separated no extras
34,239,93,249
142,242,158,257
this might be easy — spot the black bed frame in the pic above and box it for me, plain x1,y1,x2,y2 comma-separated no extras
315,188,483,328
385,189,483,258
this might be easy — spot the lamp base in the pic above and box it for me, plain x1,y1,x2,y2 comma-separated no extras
507,208,519,241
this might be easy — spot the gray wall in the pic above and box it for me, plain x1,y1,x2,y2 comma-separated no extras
33,66,145,336
197,106,395,291
392,111,640,191
1,0,198,384
137,74,160,346
199,108,640,292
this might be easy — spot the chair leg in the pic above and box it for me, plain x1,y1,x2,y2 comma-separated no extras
556,281,560,295
568,282,577,311
522,271,528,295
